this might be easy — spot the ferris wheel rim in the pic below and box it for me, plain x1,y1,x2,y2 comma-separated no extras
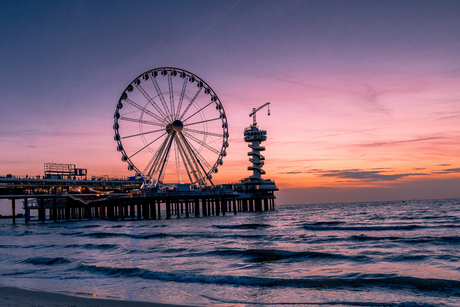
113,67,228,187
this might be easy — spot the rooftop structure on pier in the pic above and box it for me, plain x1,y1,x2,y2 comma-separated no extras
44,163,87,180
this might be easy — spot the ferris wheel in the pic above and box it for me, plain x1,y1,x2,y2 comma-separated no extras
113,67,228,187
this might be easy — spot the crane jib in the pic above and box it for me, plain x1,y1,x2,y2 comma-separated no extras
249,102,271,126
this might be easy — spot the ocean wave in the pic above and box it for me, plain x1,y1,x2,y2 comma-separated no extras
21,257,71,266
302,224,422,231
60,231,84,236
0,244,51,249
382,254,428,262
351,235,460,244
64,243,119,250
188,248,370,263
81,231,178,239
73,264,460,295
203,295,444,306
14,230,37,236
63,224,101,229
212,223,273,229
162,248,188,254
61,230,265,241
0,244,15,248
306,221,345,226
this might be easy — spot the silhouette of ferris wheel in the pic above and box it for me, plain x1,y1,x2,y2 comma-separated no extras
113,67,228,187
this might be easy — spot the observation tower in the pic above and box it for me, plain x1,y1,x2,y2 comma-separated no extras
233,103,278,211
244,104,269,181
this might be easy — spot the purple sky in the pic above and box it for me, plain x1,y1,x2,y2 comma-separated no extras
1,0,460,205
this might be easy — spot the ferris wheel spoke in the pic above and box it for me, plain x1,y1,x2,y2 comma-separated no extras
183,117,221,127
173,135,182,183
175,78,188,118
144,134,171,176
151,78,173,122
183,127,222,138
168,73,175,118
125,98,166,124
179,132,214,186
179,87,203,120
119,117,164,127
121,128,165,140
182,131,220,155
184,137,213,170
178,133,204,183
135,84,169,121
148,135,171,180
174,136,194,183
182,138,204,183
182,101,213,122
129,132,167,159
155,132,175,184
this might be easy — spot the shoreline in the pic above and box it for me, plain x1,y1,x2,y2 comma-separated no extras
0,285,199,307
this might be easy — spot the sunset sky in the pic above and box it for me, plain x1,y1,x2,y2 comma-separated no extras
1,0,459,204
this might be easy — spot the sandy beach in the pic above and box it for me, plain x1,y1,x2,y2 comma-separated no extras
0,285,198,307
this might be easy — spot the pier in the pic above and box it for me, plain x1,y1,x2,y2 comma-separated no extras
1,68,279,225
0,177,276,224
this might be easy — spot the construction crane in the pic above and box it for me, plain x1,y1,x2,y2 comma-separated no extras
249,102,270,126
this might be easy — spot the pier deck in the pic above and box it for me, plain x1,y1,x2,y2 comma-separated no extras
0,178,276,224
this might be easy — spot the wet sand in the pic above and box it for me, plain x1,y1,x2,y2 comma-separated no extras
0,285,198,307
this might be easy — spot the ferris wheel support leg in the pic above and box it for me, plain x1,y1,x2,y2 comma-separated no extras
155,132,175,187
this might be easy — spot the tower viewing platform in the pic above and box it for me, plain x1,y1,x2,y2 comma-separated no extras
244,125,267,180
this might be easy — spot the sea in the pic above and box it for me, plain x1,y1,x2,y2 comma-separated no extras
0,198,459,307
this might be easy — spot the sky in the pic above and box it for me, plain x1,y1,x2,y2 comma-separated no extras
1,0,459,205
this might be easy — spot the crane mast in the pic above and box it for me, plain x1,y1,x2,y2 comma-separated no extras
249,102,270,126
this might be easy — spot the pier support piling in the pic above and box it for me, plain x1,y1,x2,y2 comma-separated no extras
12,199,16,225
215,198,220,216
157,200,161,219
166,199,171,219
185,199,189,218
53,198,58,222
194,199,200,217
150,200,156,220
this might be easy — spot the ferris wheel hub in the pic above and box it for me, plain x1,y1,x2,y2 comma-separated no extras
172,120,184,132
